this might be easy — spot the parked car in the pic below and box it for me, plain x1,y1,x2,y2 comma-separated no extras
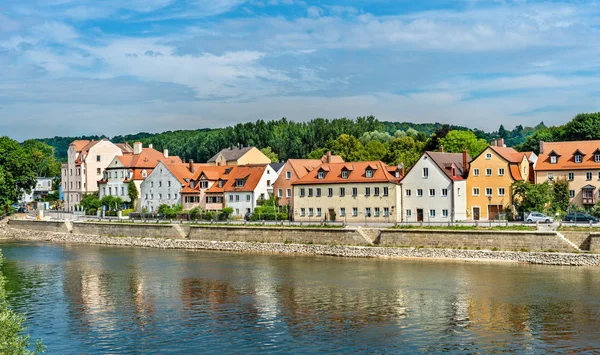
525,212,554,224
563,213,599,223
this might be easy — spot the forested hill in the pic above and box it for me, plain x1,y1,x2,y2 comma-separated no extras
35,116,548,163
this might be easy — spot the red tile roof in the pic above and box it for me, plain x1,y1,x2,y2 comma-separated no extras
536,140,600,171
223,165,267,192
293,161,401,185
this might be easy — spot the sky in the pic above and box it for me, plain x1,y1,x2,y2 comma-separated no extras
1,0,599,140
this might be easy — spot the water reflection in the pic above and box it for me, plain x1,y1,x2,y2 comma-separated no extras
1,242,600,354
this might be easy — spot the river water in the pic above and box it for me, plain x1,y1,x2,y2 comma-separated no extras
1,242,600,354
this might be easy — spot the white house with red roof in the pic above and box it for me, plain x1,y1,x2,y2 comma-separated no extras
223,164,279,217
61,139,132,211
98,142,181,206
400,151,470,223
140,161,205,212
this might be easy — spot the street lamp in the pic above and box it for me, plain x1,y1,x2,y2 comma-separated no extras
488,195,492,222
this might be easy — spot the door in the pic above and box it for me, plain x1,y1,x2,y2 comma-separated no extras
417,209,424,222
328,208,336,221
473,207,480,221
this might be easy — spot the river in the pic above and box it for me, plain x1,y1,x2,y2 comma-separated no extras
1,241,600,354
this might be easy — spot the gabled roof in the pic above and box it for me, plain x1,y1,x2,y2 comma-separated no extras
269,162,285,172
424,151,470,181
293,161,401,185
489,146,526,163
70,140,91,151
115,142,133,153
287,159,325,178
223,165,267,192
208,146,254,163
191,166,233,181
162,162,202,185
536,140,600,171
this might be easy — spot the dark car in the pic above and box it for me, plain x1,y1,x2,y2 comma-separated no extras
564,213,599,222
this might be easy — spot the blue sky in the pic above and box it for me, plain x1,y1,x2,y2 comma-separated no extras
1,0,599,140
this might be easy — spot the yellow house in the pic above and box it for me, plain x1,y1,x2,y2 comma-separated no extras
466,142,532,220
207,146,271,166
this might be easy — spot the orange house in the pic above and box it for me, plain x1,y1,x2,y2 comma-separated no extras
466,141,534,220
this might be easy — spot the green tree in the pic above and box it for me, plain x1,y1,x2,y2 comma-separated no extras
512,181,554,214
359,131,392,145
325,134,366,162
364,140,388,161
260,147,279,163
563,112,600,140
80,193,101,215
22,140,60,179
0,137,37,213
551,178,570,213
101,196,124,211
439,130,488,157
307,148,327,160
0,253,44,354
127,181,139,209
383,136,424,167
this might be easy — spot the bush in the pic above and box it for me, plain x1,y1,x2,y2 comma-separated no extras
121,209,135,216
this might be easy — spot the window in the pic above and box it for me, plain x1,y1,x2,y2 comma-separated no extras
96,155,101,162
342,170,349,179
218,180,224,188
300,188,305,197
384,208,389,217
235,195,240,202
168,181,172,187
145,194,148,200
229,195,233,202
365,208,371,217
327,188,333,197
167,193,171,200
422,168,429,178
374,208,380,217
498,187,505,196
300,208,306,216
121,187,124,196
317,171,325,179
429,209,436,217
569,190,575,198
108,171,112,179
485,153,492,160
316,208,322,217
246,195,251,201
441,188,448,197
568,173,574,181
473,168,480,176
308,188,313,197
442,209,449,218
286,189,291,198
598,172,600,180
473,188,480,196
498,168,505,176
366,169,374,178
108,187,112,195
405,189,411,197
595,154,600,163
550,156,557,164
316,188,321,197
485,188,493,196
575,155,582,163
340,208,346,217
587,172,593,180
340,187,346,197
383,187,389,196
365,187,371,196
159,181,162,187
417,189,423,197
97,168,101,175
235,179,244,187
159,194,162,199
547,173,554,180
352,187,358,197
308,208,314,217
374,187,380,196
286,171,292,179
485,168,492,176
429,189,435,197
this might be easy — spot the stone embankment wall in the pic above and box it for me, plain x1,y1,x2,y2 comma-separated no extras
379,229,575,252
561,231,592,250
8,219,70,234
189,225,370,245
71,222,188,239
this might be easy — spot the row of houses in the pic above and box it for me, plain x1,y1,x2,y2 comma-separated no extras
61,137,600,222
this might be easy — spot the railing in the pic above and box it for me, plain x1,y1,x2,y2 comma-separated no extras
583,197,595,205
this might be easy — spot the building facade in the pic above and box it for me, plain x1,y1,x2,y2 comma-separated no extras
61,139,132,211
401,151,469,222
181,166,232,211
20,177,54,203
535,140,600,207
292,161,403,223
466,143,532,220
140,161,199,212
207,146,271,166
223,164,279,217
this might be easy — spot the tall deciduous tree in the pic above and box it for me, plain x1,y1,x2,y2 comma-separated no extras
551,178,570,213
383,136,424,168
260,147,279,163
0,137,37,213
439,130,488,157
512,181,554,214
127,181,139,209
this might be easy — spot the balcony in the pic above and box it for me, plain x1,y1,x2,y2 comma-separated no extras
583,197,596,205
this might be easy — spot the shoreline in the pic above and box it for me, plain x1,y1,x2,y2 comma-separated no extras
2,225,600,266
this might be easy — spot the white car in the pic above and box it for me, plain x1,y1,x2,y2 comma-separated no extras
526,212,554,224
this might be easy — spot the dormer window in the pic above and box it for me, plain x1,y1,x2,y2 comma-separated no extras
190,181,195,188
200,180,208,189
395,171,400,178
218,180,224,188
365,169,373,178
142,170,147,178
341,170,349,179
550,156,557,164
317,171,326,179
235,179,244,187
595,154,600,163
575,155,582,163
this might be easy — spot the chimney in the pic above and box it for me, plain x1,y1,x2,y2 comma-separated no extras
326,151,332,163
163,149,169,158
189,159,195,173
462,149,469,176
490,139,496,147
398,163,405,177
498,138,505,147
133,142,142,155
539,141,544,154
440,145,444,153
149,144,153,149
